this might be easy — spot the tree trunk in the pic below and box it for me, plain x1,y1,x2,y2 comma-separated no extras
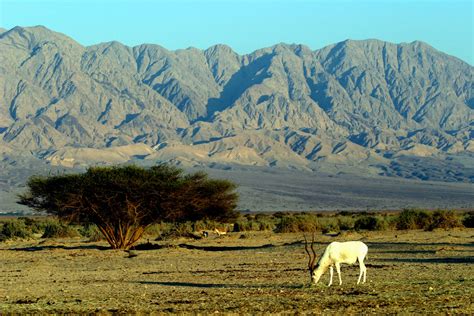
98,223,146,250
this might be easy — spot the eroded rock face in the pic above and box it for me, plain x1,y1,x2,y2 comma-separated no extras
0,26,473,181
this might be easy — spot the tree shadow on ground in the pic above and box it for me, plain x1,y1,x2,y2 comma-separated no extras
366,241,474,248
177,243,275,251
376,250,437,254
143,267,307,275
7,244,110,251
378,257,474,264
135,281,303,289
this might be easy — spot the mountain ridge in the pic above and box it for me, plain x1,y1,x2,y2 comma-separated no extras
0,25,473,184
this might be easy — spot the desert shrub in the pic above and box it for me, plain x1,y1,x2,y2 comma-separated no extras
396,209,432,230
336,211,355,217
171,222,194,236
462,212,474,228
79,223,104,242
155,222,199,240
233,219,261,232
337,217,355,230
354,216,377,230
192,220,215,232
321,222,339,234
354,216,387,231
255,213,270,220
145,222,174,237
317,217,339,234
426,211,462,230
232,214,275,232
18,217,43,234
0,220,32,240
42,222,80,238
273,212,292,218
274,214,320,233
257,219,275,231
384,215,399,230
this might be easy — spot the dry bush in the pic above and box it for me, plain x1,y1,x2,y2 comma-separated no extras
354,215,388,231
233,220,261,232
42,222,80,238
395,209,432,230
426,211,462,230
274,214,320,233
462,212,474,228
337,217,355,230
79,224,104,242
0,220,32,241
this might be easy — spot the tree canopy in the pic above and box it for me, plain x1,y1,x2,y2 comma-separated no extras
18,164,239,249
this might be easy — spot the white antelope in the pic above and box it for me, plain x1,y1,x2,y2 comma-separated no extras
304,235,368,286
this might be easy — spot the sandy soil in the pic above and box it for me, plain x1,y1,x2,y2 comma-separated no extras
1,229,473,314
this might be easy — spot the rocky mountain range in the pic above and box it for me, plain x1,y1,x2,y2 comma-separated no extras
0,25,473,187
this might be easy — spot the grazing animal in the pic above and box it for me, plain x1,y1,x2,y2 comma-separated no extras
214,228,227,236
305,235,368,286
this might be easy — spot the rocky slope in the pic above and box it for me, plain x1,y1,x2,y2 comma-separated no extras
0,26,473,183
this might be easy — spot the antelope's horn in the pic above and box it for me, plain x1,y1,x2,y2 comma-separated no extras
304,234,313,269
310,233,317,268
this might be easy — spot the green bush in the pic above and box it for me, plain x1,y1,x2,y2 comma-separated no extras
154,222,198,240
232,214,275,232
336,211,355,217
171,222,194,236
145,222,173,237
255,213,271,221
79,223,104,242
396,209,432,230
192,220,214,232
462,212,474,228
321,222,339,234
274,214,320,233
18,217,43,234
233,220,260,232
0,220,32,240
354,216,387,231
426,211,461,230
316,217,339,233
257,219,275,231
337,217,355,230
42,222,80,238
273,212,292,219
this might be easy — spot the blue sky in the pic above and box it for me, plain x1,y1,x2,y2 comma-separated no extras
0,0,472,64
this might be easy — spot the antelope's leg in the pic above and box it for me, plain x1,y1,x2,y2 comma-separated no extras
335,262,342,285
328,266,333,287
362,260,367,284
357,257,366,284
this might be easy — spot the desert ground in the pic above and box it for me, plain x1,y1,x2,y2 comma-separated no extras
0,229,473,314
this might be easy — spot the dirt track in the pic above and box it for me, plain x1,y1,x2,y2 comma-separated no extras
1,230,473,314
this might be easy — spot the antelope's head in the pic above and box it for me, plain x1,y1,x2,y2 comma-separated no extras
304,234,318,284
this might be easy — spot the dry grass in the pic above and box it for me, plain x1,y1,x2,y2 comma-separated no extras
0,229,473,314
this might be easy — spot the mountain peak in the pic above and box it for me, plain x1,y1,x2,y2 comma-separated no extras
205,44,236,55
1,25,82,50
272,42,313,54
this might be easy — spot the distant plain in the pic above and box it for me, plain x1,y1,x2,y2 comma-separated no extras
2,164,474,213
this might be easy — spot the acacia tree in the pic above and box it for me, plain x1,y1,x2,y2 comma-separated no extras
18,164,239,249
